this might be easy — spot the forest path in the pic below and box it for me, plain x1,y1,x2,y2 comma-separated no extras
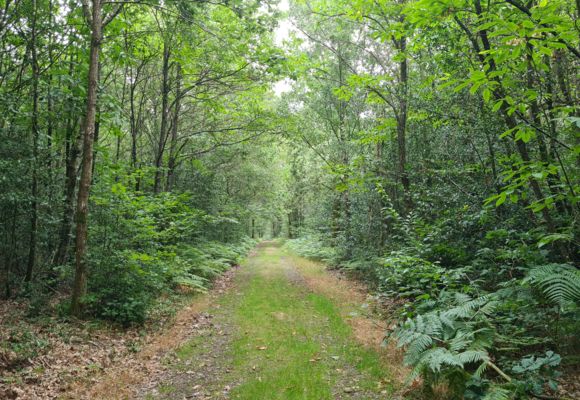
139,242,404,400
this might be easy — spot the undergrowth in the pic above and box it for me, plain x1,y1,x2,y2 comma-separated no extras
34,190,259,326
287,211,579,400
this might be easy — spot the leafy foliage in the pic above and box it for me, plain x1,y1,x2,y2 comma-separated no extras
0,0,578,396
286,233,340,264
376,253,467,301
279,0,579,396
84,189,259,325
525,264,580,307
394,293,496,388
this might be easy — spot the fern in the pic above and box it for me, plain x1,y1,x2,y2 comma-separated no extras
525,264,580,307
395,293,498,394
442,295,495,319
173,275,208,292
457,349,488,365
481,385,512,400
418,347,463,372
474,360,489,378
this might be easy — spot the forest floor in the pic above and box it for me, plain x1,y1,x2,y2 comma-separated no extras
3,242,578,399
80,241,412,399
3,243,579,400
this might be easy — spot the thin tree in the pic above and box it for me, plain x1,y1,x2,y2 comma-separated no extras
71,0,123,316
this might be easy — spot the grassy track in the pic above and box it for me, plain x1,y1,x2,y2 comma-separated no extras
145,242,397,399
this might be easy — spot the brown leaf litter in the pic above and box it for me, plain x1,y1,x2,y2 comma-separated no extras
0,267,239,400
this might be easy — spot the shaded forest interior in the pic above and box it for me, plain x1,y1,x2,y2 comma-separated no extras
0,0,579,399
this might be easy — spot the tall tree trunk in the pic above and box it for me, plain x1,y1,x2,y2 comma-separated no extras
154,39,171,194
91,75,101,180
130,79,138,168
396,33,411,214
52,125,81,266
26,0,40,282
71,0,103,316
166,63,181,192
337,45,352,253
527,52,569,217
46,0,54,174
129,66,140,190
52,49,80,267
467,0,557,233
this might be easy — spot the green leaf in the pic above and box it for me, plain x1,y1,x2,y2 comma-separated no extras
483,88,491,102
496,192,507,206
538,233,573,248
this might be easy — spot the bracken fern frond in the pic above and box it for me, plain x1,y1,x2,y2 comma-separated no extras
525,264,580,307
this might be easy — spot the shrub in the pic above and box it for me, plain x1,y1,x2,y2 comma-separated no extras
286,234,340,264
76,188,258,326
393,293,498,394
375,252,468,301
85,252,159,326
84,239,256,326
392,266,577,399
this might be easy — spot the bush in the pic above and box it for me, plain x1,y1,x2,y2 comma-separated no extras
425,243,469,267
286,234,340,263
76,187,258,326
392,292,498,398
85,252,159,325
375,252,468,301
391,263,579,399
83,238,257,326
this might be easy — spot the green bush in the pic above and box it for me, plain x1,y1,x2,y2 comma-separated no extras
375,252,468,301
85,252,159,326
391,264,578,399
425,243,469,267
83,238,257,326
76,188,258,326
286,234,340,263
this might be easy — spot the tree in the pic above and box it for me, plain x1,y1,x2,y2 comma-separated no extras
71,0,124,316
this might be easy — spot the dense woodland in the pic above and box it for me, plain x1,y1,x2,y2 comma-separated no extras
0,0,578,398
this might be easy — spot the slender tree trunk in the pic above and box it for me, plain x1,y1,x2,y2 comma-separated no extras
130,81,138,168
53,49,80,266
396,33,411,214
331,195,341,244
527,53,568,216
71,0,103,316
484,128,501,195
154,39,171,193
26,0,40,282
116,59,128,164
470,0,557,233
91,75,101,180
47,0,54,173
129,68,140,190
52,126,81,266
336,45,352,252
166,63,181,191
551,52,579,206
